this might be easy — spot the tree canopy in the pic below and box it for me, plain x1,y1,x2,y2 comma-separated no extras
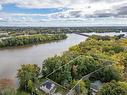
17,64,40,93
98,81,127,95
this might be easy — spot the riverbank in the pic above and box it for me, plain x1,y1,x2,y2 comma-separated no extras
0,34,67,48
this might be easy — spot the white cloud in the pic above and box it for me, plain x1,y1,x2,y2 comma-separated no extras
0,0,127,26
0,0,126,9
0,0,127,17
0,17,3,20
0,0,71,8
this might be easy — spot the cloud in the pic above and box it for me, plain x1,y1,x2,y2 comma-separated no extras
0,17,3,20
0,0,127,26
116,5,127,16
0,0,126,9
88,0,124,3
0,0,127,17
0,0,71,8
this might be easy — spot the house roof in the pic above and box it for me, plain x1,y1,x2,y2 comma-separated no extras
90,80,102,91
42,81,55,90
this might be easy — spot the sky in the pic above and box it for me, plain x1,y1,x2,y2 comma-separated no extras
0,0,127,27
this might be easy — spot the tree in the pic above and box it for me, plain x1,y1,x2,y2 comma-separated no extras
98,81,127,95
90,66,122,82
71,55,101,79
70,80,88,95
28,80,34,93
17,64,40,92
42,55,101,86
42,55,72,85
122,53,127,80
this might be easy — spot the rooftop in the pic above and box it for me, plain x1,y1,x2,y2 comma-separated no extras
42,81,55,90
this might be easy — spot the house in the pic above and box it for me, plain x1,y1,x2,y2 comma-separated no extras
40,80,56,94
90,80,102,95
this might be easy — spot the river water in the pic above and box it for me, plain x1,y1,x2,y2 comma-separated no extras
0,32,126,88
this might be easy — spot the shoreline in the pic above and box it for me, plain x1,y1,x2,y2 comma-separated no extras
0,34,67,50
0,79,16,89
0,39,65,50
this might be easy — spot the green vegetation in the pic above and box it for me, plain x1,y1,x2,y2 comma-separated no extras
15,34,127,95
98,81,127,95
17,64,40,93
0,34,67,48
90,66,122,82
42,55,102,85
41,35,127,94
0,88,29,95
70,80,88,95
0,27,127,34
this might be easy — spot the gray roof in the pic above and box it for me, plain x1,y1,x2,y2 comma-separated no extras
42,81,55,90
90,80,102,91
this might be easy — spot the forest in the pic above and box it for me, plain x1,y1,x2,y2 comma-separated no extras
0,34,67,48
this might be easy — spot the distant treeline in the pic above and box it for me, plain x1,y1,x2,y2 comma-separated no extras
0,26,127,35
0,34,67,48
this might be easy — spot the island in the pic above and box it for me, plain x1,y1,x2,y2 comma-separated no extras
0,34,67,48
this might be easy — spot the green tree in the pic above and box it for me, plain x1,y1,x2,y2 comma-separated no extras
71,55,101,79
70,80,88,95
98,81,127,95
17,64,40,92
90,66,122,82
0,34,67,48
